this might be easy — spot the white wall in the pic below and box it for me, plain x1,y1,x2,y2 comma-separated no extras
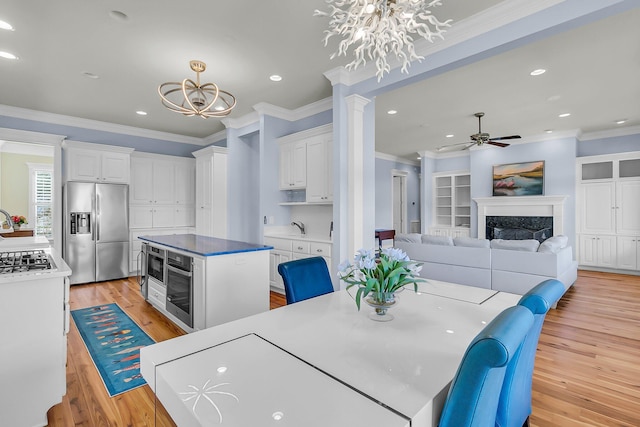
374,156,421,231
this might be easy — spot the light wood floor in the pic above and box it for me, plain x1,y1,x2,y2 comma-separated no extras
46,271,639,426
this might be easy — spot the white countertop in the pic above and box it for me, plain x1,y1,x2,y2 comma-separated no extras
141,280,520,426
0,238,72,283
0,235,50,249
263,232,332,244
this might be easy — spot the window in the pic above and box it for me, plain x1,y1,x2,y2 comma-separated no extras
27,163,54,239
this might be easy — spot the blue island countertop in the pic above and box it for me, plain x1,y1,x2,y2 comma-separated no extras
139,234,273,257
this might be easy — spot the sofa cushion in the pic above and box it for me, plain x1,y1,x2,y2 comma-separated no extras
492,246,573,277
394,233,422,243
454,237,491,248
490,239,540,252
538,235,569,253
395,241,491,269
421,235,454,246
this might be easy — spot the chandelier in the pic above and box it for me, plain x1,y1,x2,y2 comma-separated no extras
158,60,236,118
315,0,452,81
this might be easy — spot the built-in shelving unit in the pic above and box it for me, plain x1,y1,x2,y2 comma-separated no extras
431,171,471,237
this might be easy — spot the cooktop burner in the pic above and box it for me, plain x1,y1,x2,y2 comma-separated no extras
0,249,54,274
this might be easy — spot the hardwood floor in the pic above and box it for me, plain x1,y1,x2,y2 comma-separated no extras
47,271,639,426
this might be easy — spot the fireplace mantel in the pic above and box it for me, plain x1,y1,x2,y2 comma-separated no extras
474,196,568,239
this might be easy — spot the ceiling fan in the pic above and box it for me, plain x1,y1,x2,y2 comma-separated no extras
437,112,521,152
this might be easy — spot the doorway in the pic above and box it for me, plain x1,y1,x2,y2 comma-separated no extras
391,170,408,234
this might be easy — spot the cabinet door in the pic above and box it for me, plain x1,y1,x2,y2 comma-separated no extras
292,141,307,188
152,206,175,227
580,182,616,233
578,234,598,266
101,152,130,183
175,162,195,205
196,207,212,236
616,180,640,234
130,206,153,229
175,206,195,227
196,156,212,209
279,143,294,189
130,157,154,204
306,136,328,202
616,236,638,270
68,149,101,181
597,235,617,268
152,160,175,204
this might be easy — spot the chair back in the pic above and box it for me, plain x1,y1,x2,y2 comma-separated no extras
496,279,566,427
439,305,534,427
277,256,334,304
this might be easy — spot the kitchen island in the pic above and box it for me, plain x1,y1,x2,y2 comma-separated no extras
0,237,72,427
139,234,272,332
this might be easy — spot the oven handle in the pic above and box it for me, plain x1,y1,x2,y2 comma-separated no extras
167,264,192,278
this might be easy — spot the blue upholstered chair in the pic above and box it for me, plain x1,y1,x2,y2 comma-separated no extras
496,279,566,427
439,305,534,427
277,256,334,304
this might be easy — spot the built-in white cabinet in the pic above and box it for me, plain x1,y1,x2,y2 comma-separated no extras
279,141,307,190
431,171,471,236
264,235,332,293
577,152,640,271
277,124,333,204
193,146,228,238
130,156,176,205
63,141,133,183
306,134,333,202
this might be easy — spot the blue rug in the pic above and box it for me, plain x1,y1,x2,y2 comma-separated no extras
71,303,155,397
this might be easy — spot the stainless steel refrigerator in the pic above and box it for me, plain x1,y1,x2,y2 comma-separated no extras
64,182,129,285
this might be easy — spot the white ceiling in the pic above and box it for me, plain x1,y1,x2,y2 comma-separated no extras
1,1,638,159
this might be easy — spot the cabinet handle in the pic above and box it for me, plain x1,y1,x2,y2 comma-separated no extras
316,249,323,253
297,246,303,250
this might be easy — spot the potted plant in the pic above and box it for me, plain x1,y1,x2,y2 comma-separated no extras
338,248,424,321
11,215,28,229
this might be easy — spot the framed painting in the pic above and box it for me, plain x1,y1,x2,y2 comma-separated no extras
492,161,544,196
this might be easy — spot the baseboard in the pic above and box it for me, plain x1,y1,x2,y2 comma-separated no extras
578,266,640,277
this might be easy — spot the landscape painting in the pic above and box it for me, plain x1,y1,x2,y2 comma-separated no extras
493,161,544,196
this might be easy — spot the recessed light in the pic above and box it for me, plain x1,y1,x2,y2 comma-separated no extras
217,366,227,373
214,105,225,111
82,72,99,79
0,51,17,60
0,20,14,31
446,329,455,334
272,411,284,421
417,156,421,160
445,134,454,138
387,110,397,115
615,119,627,125
545,129,553,133
558,113,571,118
530,69,546,76
269,74,282,82
136,111,147,116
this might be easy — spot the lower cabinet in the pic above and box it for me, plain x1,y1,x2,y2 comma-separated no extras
264,236,332,294
578,234,617,268
617,235,640,270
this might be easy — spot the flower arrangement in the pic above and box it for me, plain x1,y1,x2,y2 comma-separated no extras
11,215,27,226
338,247,424,310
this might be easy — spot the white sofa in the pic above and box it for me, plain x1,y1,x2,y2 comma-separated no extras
395,234,577,297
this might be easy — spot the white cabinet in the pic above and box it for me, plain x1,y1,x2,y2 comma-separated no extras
264,236,332,293
175,162,196,205
577,152,640,271
578,234,616,268
63,141,133,183
617,236,640,270
306,134,333,203
130,156,178,205
279,141,307,189
432,171,471,235
130,205,176,228
193,146,228,238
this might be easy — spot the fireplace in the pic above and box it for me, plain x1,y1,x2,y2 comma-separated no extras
486,216,553,242
474,196,567,240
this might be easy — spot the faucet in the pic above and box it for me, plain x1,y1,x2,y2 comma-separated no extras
0,209,14,231
291,221,306,235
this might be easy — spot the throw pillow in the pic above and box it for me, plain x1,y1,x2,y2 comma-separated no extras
453,237,491,248
394,233,422,243
538,235,569,253
490,239,540,252
422,235,454,246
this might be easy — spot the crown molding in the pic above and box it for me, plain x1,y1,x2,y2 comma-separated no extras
0,126,66,146
191,145,229,158
0,104,206,146
62,140,134,154
375,151,420,166
201,130,227,145
220,111,260,130
277,123,332,144
253,97,333,122
579,124,640,141
0,140,55,156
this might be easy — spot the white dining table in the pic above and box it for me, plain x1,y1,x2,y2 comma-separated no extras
141,280,521,426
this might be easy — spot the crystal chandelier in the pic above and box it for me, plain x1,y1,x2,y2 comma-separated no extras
315,0,452,81
158,60,236,118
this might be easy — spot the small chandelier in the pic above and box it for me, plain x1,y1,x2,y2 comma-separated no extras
158,60,236,118
314,0,452,81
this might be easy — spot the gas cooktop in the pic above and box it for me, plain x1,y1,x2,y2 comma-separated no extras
0,249,55,274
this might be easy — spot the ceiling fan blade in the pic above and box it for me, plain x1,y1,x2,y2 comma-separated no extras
486,141,511,148
460,142,477,151
489,135,521,141
436,141,474,152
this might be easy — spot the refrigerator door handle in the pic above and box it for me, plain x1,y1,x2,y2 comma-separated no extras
96,193,100,241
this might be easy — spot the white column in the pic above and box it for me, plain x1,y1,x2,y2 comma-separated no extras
345,94,371,259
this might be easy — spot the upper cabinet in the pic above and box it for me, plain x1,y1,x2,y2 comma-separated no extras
193,146,228,238
277,124,333,204
63,141,133,183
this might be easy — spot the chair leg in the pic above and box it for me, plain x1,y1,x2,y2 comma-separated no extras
523,416,530,427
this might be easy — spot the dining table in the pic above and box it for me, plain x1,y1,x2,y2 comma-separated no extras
140,280,521,426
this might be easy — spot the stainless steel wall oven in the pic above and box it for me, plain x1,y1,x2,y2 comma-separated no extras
165,250,193,328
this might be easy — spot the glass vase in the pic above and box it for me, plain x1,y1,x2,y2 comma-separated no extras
364,292,398,322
